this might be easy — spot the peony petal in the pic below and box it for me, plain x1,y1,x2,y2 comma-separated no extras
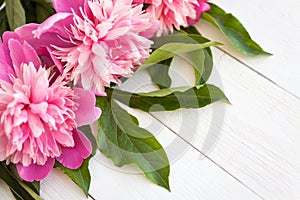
0,60,14,82
17,158,55,182
53,130,74,147
28,112,44,138
196,0,211,12
15,23,39,42
188,1,210,25
0,39,7,65
139,19,160,38
8,39,41,68
73,88,101,126
32,66,49,102
1,31,19,66
132,0,145,4
52,0,85,14
16,24,73,53
30,102,48,115
47,47,64,73
56,129,92,169
56,146,83,169
73,129,92,159
33,13,73,39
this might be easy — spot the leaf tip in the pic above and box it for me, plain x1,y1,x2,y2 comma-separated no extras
263,51,273,56
159,179,171,192
225,98,231,105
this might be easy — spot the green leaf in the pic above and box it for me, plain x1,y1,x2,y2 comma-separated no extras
180,48,213,85
152,33,214,52
20,0,36,23
30,181,40,194
34,2,54,23
138,41,220,71
0,8,9,35
198,49,213,84
96,97,170,191
202,3,271,56
137,86,194,97
16,181,41,200
110,84,229,112
5,0,25,30
56,158,92,197
150,34,214,84
31,0,53,5
180,26,202,35
11,190,24,200
36,4,50,23
183,49,205,83
148,58,172,89
0,163,40,200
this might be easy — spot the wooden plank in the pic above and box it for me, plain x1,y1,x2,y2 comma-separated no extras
0,180,15,199
88,113,262,200
89,150,261,199
150,48,300,199
37,105,262,199
40,168,87,199
196,0,300,97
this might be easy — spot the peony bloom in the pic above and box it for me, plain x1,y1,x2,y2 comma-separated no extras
31,0,159,95
0,32,101,182
187,0,211,25
133,0,210,35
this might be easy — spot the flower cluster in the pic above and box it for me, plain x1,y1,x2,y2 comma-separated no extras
133,0,210,35
0,0,209,183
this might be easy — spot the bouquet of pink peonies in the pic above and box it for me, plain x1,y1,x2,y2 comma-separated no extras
0,0,269,198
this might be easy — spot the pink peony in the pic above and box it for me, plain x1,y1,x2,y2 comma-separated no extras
187,0,211,25
0,32,101,182
134,0,210,35
31,0,159,95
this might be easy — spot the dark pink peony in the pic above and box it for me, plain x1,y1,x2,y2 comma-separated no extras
0,32,101,181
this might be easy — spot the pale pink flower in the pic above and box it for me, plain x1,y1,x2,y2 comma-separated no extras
134,0,210,35
0,32,101,181
31,0,159,95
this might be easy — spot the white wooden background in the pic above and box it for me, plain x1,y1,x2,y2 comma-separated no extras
1,0,300,199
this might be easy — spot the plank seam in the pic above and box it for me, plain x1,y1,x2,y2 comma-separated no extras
215,46,300,101
88,194,96,200
149,113,266,200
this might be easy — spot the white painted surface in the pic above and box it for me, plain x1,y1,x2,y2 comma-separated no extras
0,180,15,199
88,110,261,200
152,48,300,200
197,0,300,98
40,168,87,200
1,1,300,199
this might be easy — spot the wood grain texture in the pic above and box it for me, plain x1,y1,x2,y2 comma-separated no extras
89,150,261,200
88,114,262,200
38,107,263,200
151,48,300,200
40,168,87,199
197,0,300,98
0,180,15,199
